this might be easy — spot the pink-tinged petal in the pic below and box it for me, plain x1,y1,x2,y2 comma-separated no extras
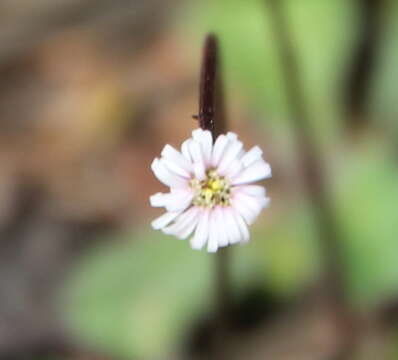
188,140,204,164
149,192,167,207
214,207,228,247
236,148,245,161
232,200,257,225
177,207,201,239
207,210,219,252
259,196,271,209
211,134,229,167
223,208,241,244
162,158,191,178
190,209,210,250
217,140,243,175
226,132,238,141
237,185,266,198
231,191,269,225
231,159,271,185
178,217,199,239
241,146,263,167
193,162,206,181
162,209,189,235
232,209,250,243
151,158,188,188
234,190,268,210
163,206,199,239
223,159,244,180
231,192,261,225
151,211,180,230
192,129,213,165
181,139,192,162
161,144,192,173
164,189,193,212
150,190,192,212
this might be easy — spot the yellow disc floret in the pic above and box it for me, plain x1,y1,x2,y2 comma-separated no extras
190,169,231,208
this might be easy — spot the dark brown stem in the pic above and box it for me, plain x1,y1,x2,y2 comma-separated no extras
198,34,226,137
198,34,231,328
265,1,358,358
198,35,216,133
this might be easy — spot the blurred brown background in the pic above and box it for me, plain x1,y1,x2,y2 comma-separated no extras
0,0,398,359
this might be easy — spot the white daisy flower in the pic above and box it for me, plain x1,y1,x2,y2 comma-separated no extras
150,128,271,252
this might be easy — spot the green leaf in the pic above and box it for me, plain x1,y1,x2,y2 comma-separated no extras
61,208,319,358
333,141,398,305
62,233,213,358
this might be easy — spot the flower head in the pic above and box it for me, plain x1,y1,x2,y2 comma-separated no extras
150,129,271,252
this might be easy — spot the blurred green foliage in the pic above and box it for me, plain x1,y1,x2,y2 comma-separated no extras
185,0,358,143
62,0,398,358
63,232,212,358
64,142,398,357
334,140,398,306
371,0,398,135
63,209,319,358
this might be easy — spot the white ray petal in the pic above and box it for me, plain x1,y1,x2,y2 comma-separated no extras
231,159,271,185
177,207,201,239
232,209,250,243
164,190,193,212
232,191,269,225
226,132,238,141
232,200,257,225
151,158,188,188
161,144,192,173
149,192,167,207
217,140,243,175
241,146,263,167
192,129,213,165
181,139,192,162
151,211,180,230
188,139,204,164
231,192,261,225
259,196,271,209
236,148,245,161
190,209,210,250
178,217,200,239
207,210,219,252
193,162,206,181
223,208,241,244
223,159,244,180
211,134,229,167
237,185,266,198
162,158,191,178
163,206,199,239
162,208,191,234
214,207,228,247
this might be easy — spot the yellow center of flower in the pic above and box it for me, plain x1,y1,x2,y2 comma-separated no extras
190,169,231,208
